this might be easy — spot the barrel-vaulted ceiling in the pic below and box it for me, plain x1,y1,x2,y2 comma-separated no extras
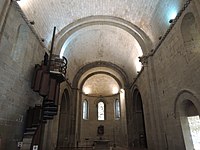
17,0,185,85
17,0,184,45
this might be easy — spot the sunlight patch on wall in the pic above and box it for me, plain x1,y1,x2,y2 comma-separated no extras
60,44,66,58
83,87,91,95
134,41,143,72
17,0,28,8
60,34,75,58
112,87,119,94
166,4,179,25
135,57,142,72
120,89,125,103
187,116,200,150
170,11,178,20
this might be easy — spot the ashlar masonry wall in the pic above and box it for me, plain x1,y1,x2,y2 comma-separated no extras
0,2,45,150
132,2,200,150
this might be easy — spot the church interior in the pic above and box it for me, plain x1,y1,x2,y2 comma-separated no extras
0,0,200,150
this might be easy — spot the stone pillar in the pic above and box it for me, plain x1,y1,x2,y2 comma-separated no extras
125,87,133,147
72,88,80,147
145,56,167,150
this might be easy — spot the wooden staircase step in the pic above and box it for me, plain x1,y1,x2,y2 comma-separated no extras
22,138,32,143
43,106,58,111
24,131,35,136
26,127,37,132
43,115,54,120
43,111,57,116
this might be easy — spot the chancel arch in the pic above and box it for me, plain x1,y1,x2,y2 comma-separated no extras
74,61,128,148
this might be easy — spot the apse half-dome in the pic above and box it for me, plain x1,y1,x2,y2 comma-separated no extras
82,73,120,96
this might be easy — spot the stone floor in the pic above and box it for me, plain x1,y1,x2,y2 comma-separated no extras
94,146,147,150
56,145,148,150
56,147,147,150
114,147,147,150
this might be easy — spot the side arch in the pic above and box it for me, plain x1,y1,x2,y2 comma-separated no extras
174,90,200,150
174,90,200,118
57,88,71,148
128,88,147,148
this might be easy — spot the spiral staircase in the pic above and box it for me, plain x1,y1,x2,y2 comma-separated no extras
20,27,67,150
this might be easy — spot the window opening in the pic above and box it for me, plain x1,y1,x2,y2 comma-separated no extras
83,100,89,120
115,99,120,119
98,102,105,120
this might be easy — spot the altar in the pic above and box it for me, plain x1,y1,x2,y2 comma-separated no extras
92,125,112,149
93,139,111,149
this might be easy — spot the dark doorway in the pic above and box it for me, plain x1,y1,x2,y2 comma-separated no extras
132,89,147,148
57,89,71,148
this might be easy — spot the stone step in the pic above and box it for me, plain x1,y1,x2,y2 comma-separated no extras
26,127,37,132
21,143,31,150
43,115,54,120
22,138,32,144
43,111,57,116
24,131,35,136
43,106,57,111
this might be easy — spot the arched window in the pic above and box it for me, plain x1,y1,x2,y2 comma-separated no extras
181,13,196,44
181,12,200,62
83,100,89,120
98,101,105,120
11,24,29,63
115,99,120,119
175,91,200,150
179,100,200,150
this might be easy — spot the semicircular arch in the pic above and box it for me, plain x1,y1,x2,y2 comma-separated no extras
72,61,129,89
174,90,200,118
54,15,152,56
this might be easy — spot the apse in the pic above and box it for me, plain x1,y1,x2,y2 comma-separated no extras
82,73,120,96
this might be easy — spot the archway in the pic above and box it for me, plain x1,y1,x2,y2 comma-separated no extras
57,89,71,148
52,16,152,85
175,91,200,150
180,100,200,150
54,15,152,56
131,89,147,148
73,62,128,148
79,72,127,148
